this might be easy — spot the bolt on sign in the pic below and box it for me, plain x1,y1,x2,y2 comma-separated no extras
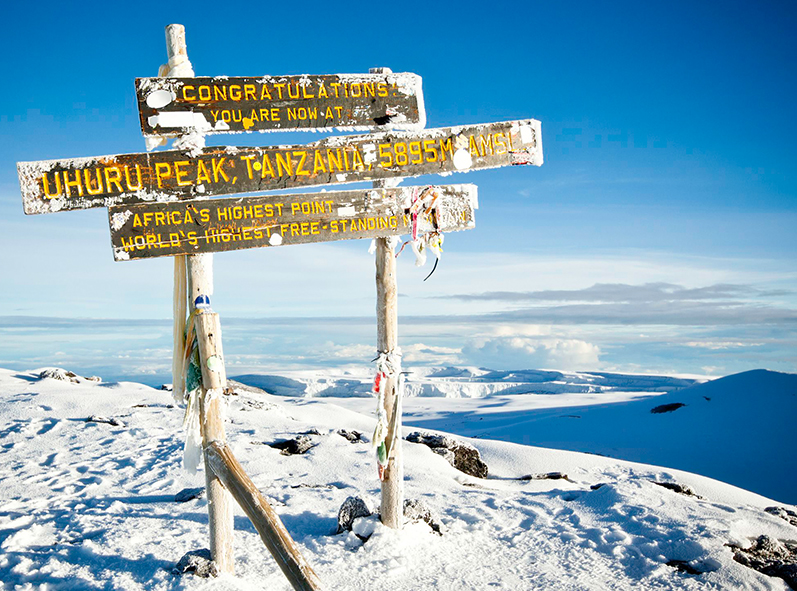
18,119,541,215
137,73,425,136
107,184,477,261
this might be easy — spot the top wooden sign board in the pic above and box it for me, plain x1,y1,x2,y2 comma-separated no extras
136,73,425,136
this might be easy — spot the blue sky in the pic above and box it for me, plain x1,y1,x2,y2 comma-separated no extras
1,0,795,379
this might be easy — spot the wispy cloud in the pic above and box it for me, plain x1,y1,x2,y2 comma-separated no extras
434,282,790,304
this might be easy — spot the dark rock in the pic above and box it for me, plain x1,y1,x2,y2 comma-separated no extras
160,384,173,391
39,368,80,383
403,498,444,535
651,402,686,414
730,535,797,589
520,472,569,481
590,483,608,490
765,506,797,528
268,435,314,455
175,487,205,503
666,559,704,575
337,429,365,443
651,481,701,498
86,415,126,427
172,549,217,578
406,431,488,478
337,496,371,533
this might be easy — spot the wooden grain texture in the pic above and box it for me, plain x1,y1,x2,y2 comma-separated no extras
375,235,403,529
205,441,323,591
194,311,235,573
108,184,477,261
19,119,539,214
136,73,424,136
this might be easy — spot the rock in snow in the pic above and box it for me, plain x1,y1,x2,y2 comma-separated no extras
406,431,489,478
730,535,797,590
172,549,217,578
337,496,372,533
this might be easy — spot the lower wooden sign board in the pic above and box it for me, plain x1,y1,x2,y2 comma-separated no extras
19,119,540,215
136,73,425,136
108,184,477,261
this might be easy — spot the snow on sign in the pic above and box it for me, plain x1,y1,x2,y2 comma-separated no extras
136,73,425,136
107,184,477,260
17,119,541,215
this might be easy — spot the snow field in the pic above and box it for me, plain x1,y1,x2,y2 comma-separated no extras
1,367,795,590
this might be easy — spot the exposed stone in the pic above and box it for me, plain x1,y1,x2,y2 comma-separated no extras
765,506,797,528
174,487,205,503
86,415,125,427
172,549,217,578
404,498,444,535
730,535,797,590
651,402,686,414
406,431,488,478
520,471,570,481
337,496,371,533
651,480,701,498
337,429,365,443
39,368,80,383
666,560,703,575
268,435,314,455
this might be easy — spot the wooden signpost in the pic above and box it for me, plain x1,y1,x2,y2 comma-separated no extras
136,73,425,136
107,184,476,260
17,119,541,215
15,20,544,589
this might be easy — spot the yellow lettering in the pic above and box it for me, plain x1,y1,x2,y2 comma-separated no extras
124,165,143,191
154,163,172,188
211,158,230,183
196,160,212,184
103,167,123,193
41,171,62,198
313,151,327,174
294,151,309,176
83,169,103,195
275,152,293,177
174,161,191,186
62,170,84,197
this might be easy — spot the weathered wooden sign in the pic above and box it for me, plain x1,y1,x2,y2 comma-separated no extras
136,73,425,136
108,184,477,261
19,119,540,215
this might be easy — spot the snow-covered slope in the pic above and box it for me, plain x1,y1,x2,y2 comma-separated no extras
1,367,795,590
398,369,797,504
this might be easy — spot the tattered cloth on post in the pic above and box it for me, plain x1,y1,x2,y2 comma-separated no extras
372,349,403,480
175,298,218,474
394,186,446,280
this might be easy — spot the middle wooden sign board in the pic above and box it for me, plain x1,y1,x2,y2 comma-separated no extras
18,119,541,215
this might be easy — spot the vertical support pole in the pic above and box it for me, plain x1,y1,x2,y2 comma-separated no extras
371,66,404,530
162,24,234,573
194,311,235,574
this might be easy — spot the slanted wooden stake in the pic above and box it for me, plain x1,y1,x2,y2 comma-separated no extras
205,442,323,591
371,68,404,530
162,24,234,574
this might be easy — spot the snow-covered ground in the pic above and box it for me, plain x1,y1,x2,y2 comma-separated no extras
1,366,796,590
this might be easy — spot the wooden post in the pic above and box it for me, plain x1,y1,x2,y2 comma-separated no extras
162,24,234,574
371,67,404,530
194,311,235,574
205,442,323,591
